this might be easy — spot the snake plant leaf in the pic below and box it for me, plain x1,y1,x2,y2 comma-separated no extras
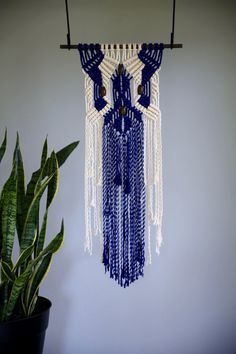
0,129,7,256
34,139,50,194
0,129,7,164
5,220,64,319
23,159,48,235
20,291,27,317
24,170,41,207
26,292,38,317
23,157,49,227
13,244,34,272
29,221,64,312
23,140,78,226
34,153,58,257
27,220,64,309
55,141,79,167
39,219,64,258
40,137,48,169
26,254,52,316
14,135,26,243
20,174,54,253
23,171,42,243
12,132,19,162
46,151,59,209
1,162,17,264
42,141,79,178
35,209,48,257
3,263,33,320
0,193,3,260
27,220,64,313
33,159,50,256
1,261,15,283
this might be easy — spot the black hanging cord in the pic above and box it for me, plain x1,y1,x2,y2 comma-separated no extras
170,0,176,49
65,0,71,49
60,0,183,50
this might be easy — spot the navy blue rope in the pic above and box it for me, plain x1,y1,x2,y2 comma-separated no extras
78,44,107,111
102,68,146,286
78,43,163,287
138,43,164,108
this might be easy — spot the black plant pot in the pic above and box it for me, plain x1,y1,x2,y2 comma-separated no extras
0,296,51,354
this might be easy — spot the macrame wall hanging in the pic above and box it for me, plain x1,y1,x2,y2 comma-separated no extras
60,0,183,287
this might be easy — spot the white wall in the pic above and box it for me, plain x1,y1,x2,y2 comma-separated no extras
1,0,236,353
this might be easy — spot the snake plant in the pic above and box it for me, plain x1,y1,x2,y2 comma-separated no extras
0,130,78,321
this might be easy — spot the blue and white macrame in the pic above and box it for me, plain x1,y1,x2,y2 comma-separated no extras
78,43,164,287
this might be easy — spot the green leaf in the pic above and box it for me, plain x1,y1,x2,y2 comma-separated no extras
22,143,49,237
40,137,48,169
23,161,48,231
35,210,48,257
0,130,7,253
4,220,64,320
23,140,78,219
47,151,59,208
0,129,7,164
42,141,79,178
20,174,54,253
14,244,34,272
1,163,17,264
14,135,26,243
23,170,41,225
56,141,79,167
25,220,64,315
20,291,27,317
1,261,15,283
0,193,3,260
26,254,52,316
40,219,64,258
3,265,33,320
34,152,59,257
27,292,38,317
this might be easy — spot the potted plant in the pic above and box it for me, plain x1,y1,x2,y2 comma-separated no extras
0,130,79,354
